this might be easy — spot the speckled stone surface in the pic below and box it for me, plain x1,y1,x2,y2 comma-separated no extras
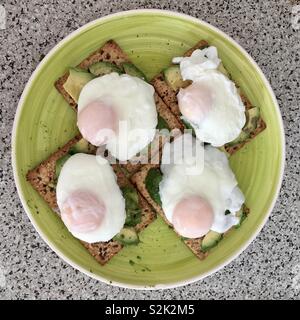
0,0,299,300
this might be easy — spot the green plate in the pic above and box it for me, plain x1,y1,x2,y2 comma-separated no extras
12,10,285,289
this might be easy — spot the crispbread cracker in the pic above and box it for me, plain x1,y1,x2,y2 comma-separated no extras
55,40,130,111
26,134,82,208
54,40,183,175
151,40,266,154
131,164,250,260
154,93,184,132
26,136,156,265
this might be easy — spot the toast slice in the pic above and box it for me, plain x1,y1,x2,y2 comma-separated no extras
26,136,156,265
151,40,266,155
131,164,208,260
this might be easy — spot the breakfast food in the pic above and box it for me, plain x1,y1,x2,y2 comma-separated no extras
131,140,250,257
55,40,183,172
159,134,245,238
77,73,158,161
55,40,130,110
26,38,265,265
151,40,266,154
56,153,126,242
174,51,246,146
27,136,156,264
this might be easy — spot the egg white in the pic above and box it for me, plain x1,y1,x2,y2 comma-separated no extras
56,153,126,243
78,73,157,161
159,134,245,235
182,71,246,147
173,46,221,80
174,47,246,147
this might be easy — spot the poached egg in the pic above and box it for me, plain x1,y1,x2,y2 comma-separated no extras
159,134,245,238
173,46,246,147
77,73,158,161
56,153,126,243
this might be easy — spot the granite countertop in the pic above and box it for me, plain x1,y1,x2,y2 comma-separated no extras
0,0,299,300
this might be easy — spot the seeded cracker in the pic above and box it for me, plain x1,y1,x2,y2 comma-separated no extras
27,136,156,265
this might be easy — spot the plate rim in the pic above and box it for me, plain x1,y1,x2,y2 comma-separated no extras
11,8,285,290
